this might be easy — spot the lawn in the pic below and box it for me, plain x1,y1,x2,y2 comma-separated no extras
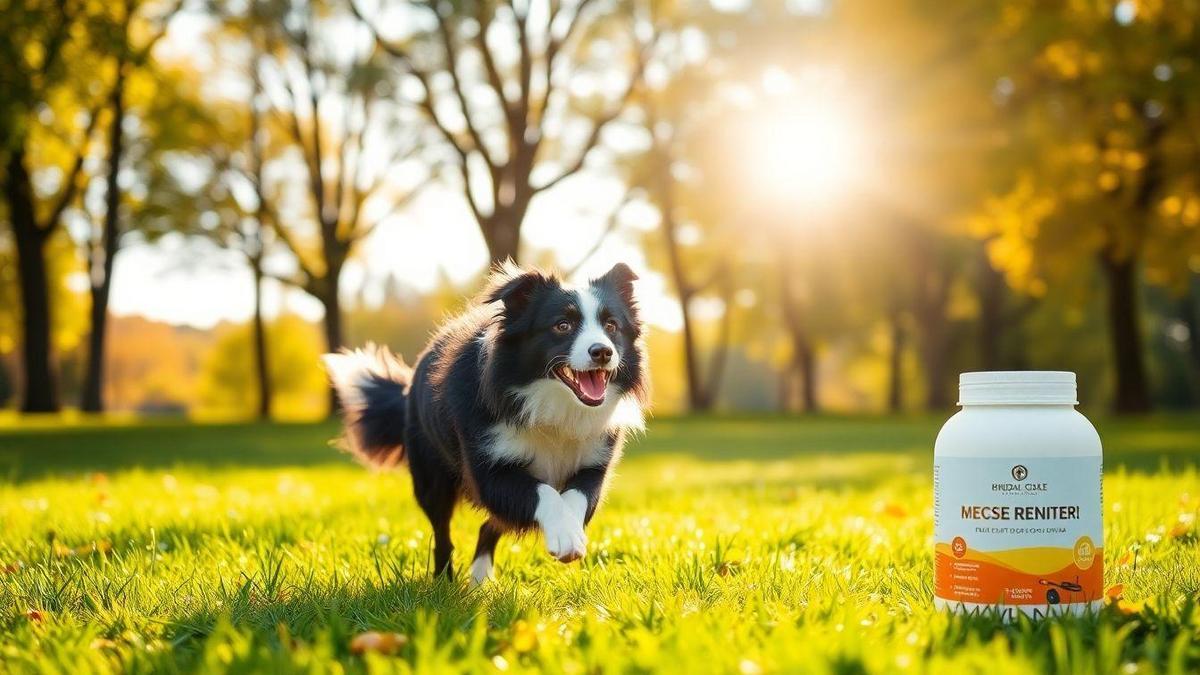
0,415,1198,673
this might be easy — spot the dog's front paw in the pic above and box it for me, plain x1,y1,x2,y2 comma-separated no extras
543,516,587,562
534,484,587,563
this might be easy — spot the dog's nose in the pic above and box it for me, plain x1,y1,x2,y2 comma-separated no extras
588,343,613,365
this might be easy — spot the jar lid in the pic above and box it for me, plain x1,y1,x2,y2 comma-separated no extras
958,371,1077,405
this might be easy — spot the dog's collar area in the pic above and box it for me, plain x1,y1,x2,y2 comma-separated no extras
552,365,610,406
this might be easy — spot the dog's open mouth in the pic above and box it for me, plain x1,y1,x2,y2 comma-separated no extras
553,365,610,406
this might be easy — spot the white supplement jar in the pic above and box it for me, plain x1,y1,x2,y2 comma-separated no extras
933,371,1103,619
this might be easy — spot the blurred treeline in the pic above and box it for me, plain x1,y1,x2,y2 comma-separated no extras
2,0,1200,418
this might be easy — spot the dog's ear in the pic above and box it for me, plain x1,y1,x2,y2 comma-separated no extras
483,261,556,327
594,263,639,304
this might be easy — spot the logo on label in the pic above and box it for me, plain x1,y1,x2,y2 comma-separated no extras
1011,464,1028,481
951,536,967,558
1073,536,1096,570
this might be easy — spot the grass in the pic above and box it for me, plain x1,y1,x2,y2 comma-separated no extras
0,414,1197,673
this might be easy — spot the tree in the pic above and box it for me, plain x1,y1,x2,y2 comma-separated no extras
77,0,181,413
975,1,1200,413
1,1,106,411
238,0,430,410
354,0,652,265
168,44,280,421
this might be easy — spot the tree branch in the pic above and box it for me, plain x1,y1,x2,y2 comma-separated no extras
297,16,329,227
533,31,654,194
351,0,484,220
42,101,105,233
564,190,632,276
430,3,498,172
474,2,517,134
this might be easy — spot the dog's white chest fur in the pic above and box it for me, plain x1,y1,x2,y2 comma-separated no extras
485,423,610,488
484,379,644,488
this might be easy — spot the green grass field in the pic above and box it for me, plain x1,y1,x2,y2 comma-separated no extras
0,415,1198,673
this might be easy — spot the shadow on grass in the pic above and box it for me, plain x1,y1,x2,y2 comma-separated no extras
1,414,1198,484
0,421,344,482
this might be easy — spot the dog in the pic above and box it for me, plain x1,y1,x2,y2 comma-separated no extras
322,262,647,583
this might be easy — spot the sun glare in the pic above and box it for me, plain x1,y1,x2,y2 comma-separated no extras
748,102,865,208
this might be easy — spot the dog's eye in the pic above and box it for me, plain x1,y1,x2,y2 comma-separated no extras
553,320,573,334
604,318,619,335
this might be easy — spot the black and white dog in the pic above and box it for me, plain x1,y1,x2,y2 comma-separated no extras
323,263,647,583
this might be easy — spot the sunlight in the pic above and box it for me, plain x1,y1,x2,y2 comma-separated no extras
747,101,865,208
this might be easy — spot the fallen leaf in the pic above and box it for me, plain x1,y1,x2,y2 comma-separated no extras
74,540,113,557
883,503,909,518
1167,522,1192,539
2,563,21,574
1115,551,1133,567
26,609,44,623
718,560,743,577
349,631,408,655
1105,584,1124,600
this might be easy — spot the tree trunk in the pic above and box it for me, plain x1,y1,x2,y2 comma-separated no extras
915,262,953,411
887,309,905,413
920,316,950,411
82,67,126,414
1179,285,1200,408
251,257,272,421
651,139,718,413
795,336,818,413
320,272,344,415
5,146,60,413
1102,255,1150,413
699,280,735,411
778,254,819,414
977,247,1005,371
81,264,114,413
483,212,522,266
677,292,709,411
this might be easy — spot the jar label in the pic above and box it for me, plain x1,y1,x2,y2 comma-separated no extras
934,456,1103,609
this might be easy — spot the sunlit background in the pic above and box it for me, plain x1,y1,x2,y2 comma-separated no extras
3,0,1200,419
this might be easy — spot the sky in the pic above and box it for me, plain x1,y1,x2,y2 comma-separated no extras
106,7,687,332
108,178,684,330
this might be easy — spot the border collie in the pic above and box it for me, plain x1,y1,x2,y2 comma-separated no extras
322,263,647,583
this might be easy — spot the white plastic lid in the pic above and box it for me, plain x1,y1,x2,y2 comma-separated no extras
958,371,1077,405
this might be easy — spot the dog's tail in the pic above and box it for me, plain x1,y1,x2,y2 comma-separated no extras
321,343,412,468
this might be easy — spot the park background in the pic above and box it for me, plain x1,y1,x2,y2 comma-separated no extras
2,0,1200,419
2,0,1200,673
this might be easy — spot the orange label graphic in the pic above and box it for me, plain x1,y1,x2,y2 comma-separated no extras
934,542,1103,605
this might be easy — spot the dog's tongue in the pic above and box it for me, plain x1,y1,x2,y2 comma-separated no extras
577,370,607,401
